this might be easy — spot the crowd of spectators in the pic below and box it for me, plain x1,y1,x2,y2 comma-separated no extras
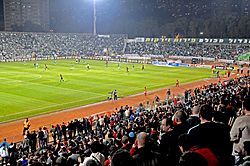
0,32,127,60
0,74,249,166
124,42,250,60
0,32,250,61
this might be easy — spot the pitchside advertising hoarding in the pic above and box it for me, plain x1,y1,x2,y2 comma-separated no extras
214,66,234,70
152,60,237,69
131,37,250,44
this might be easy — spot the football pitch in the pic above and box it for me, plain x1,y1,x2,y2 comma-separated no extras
0,59,211,122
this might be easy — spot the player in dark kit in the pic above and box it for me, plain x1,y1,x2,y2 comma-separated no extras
113,89,118,100
142,64,145,71
216,70,220,78
126,66,129,73
60,74,64,82
86,64,90,70
44,64,48,70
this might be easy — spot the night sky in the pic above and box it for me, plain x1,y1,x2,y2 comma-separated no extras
0,0,249,37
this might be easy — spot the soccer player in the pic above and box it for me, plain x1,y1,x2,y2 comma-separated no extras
113,89,118,100
44,64,48,70
34,62,38,68
176,79,179,87
212,67,215,74
126,66,129,73
86,63,90,70
144,86,147,96
216,70,220,78
118,62,120,70
142,64,145,71
60,74,64,82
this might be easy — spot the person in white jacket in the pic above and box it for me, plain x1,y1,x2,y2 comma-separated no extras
0,146,9,164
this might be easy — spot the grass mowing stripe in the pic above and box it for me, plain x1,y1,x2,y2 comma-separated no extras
0,59,212,122
0,75,104,96
0,94,108,118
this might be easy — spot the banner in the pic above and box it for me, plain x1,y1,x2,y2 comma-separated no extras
215,66,234,70
140,37,250,44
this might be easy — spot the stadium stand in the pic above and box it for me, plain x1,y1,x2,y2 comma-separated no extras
0,75,249,166
0,32,250,61
0,32,127,60
124,42,250,60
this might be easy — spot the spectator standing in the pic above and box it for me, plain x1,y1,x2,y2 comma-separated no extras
188,104,232,166
30,130,37,152
61,122,67,140
37,127,44,149
0,138,10,148
159,118,176,165
132,132,161,166
23,118,31,135
0,145,9,165
166,88,171,99
50,125,57,144
230,98,250,164
186,105,201,128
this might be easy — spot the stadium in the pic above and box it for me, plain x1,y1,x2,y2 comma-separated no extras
0,0,250,166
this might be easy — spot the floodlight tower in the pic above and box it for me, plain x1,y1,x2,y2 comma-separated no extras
93,0,97,35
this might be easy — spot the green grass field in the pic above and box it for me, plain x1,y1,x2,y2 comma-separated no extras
0,59,211,122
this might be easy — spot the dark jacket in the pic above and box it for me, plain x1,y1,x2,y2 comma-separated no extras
133,147,161,166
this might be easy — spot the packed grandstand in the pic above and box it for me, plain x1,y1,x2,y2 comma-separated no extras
0,32,250,166
0,32,250,61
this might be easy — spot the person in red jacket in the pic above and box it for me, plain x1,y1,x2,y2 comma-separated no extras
178,134,220,166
